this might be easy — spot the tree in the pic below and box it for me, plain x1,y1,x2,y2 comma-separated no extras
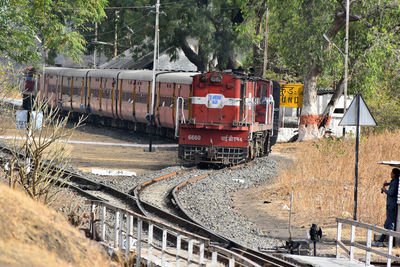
3,96,84,205
0,0,107,64
240,0,400,139
90,0,245,71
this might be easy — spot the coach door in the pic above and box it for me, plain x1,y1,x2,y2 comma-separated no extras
255,81,272,125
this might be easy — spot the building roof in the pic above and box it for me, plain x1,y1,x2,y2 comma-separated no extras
99,48,197,72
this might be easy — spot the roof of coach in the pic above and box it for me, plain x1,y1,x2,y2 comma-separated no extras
87,69,122,78
157,72,198,84
60,68,91,78
43,67,71,76
119,70,198,85
118,70,153,80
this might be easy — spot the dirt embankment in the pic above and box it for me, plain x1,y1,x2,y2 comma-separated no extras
0,184,110,267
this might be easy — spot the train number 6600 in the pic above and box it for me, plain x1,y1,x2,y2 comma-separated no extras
187,135,201,141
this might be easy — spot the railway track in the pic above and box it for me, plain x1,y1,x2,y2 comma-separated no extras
0,139,301,266
135,163,302,267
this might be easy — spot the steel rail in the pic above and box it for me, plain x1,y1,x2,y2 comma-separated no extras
134,168,233,247
170,163,303,267
135,163,303,266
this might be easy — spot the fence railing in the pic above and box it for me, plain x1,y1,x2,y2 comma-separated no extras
336,218,400,267
88,200,261,267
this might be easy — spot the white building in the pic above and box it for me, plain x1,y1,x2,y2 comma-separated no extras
278,93,356,142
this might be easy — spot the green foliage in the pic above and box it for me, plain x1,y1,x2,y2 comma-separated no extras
312,137,347,157
91,0,245,70
0,61,23,94
365,88,400,131
0,0,107,64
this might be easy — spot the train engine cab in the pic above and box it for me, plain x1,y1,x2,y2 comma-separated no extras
178,71,277,165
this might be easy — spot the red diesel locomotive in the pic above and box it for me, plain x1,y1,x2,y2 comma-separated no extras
178,71,280,165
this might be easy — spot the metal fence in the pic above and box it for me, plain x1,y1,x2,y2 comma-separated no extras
336,218,400,267
88,200,261,267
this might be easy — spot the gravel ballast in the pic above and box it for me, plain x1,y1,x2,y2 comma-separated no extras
177,156,284,250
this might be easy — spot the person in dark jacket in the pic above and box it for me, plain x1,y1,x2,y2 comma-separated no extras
374,168,400,246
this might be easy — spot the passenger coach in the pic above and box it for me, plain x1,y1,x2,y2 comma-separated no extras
23,67,198,137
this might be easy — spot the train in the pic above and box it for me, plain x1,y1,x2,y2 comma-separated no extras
178,72,280,164
22,67,280,165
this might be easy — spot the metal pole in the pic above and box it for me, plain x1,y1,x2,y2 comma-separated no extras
343,0,349,137
288,192,293,240
353,94,360,221
114,10,119,57
149,0,160,152
262,8,269,78
94,22,98,68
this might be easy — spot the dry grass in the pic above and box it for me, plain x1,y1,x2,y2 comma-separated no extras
0,183,110,267
266,130,400,228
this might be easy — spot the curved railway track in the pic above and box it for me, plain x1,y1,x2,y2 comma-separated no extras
135,163,302,267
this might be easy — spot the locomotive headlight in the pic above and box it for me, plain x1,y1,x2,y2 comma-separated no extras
210,75,222,83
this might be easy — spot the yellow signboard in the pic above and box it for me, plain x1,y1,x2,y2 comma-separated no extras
280,84,304,108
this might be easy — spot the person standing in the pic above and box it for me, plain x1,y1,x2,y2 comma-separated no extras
374,168,400,246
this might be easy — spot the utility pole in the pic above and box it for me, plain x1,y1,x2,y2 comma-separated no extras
343,0,349,137
262,8,269,79
94,22,98,68
149,0,160,152
114,10,119,57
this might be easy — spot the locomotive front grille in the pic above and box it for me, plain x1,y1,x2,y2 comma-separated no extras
179,145,247,165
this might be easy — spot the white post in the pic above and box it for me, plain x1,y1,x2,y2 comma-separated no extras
350,225,356,261
188,238,193,266
147,224,153,265
229,256,235,267
211,252,217,267
114,211,120,248
176,235,181,267
387,235,393,267
366,229,372,265
336,222,342,259
161,229,167,267
101,206,106,241
91,204,96,240
136,219,142,267
118,212,123,249
126,215,133,259
199,243,205,266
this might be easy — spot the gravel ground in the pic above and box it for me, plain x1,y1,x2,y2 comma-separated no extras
177,156,285,251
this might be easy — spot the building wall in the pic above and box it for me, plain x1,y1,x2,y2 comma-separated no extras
277,94,356,142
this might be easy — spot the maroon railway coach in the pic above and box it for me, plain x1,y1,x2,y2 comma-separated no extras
22,67,198,137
